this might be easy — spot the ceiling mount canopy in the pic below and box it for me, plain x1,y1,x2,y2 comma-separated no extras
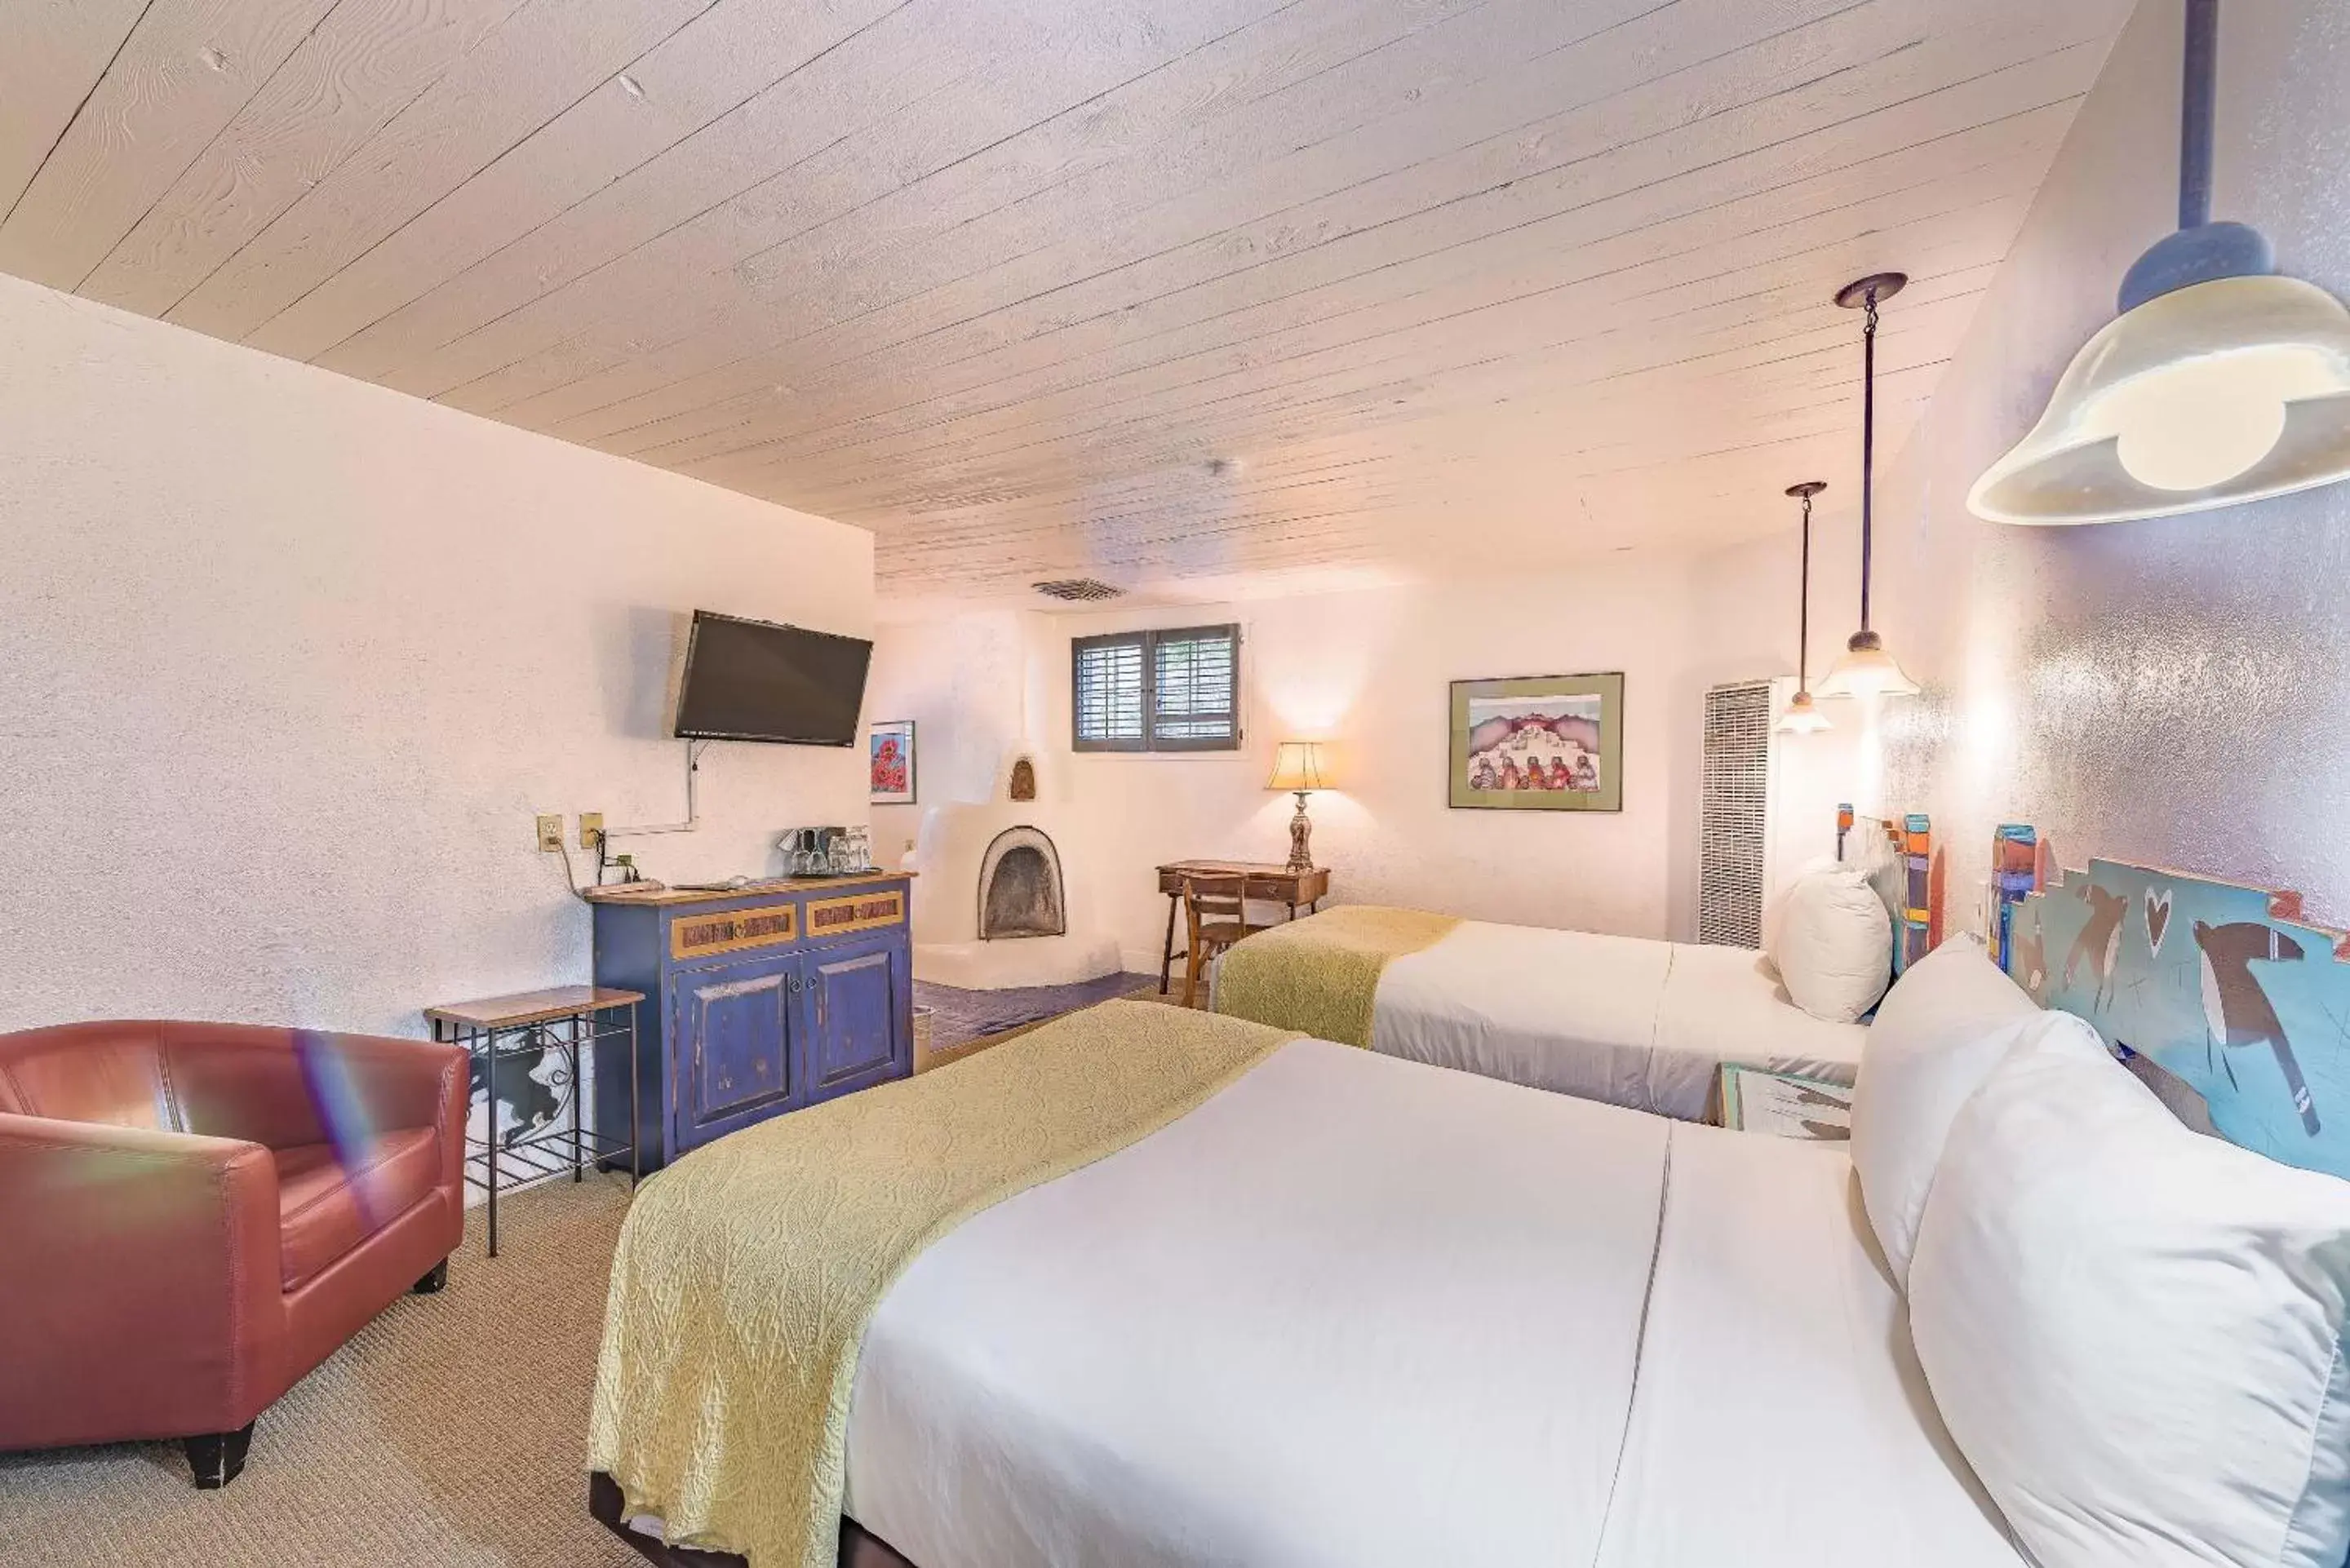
1969,0,2350,525
1819,274,1920,702
1776,481,1832,735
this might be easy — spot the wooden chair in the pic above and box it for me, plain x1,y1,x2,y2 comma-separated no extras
1180,875,1271,1008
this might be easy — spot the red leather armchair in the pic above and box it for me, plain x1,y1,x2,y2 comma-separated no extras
0,1021,466,1486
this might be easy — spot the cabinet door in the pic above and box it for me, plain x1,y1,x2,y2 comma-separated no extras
800,933,910,1105
671,954,798,1150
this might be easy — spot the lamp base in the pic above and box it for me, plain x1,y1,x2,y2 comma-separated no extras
1286,791,1314,874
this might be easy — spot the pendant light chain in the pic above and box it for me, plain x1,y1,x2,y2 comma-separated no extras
1822,269,1915,699
1798,488,1813,689
1859,287,1879,636
1779,478,1829,730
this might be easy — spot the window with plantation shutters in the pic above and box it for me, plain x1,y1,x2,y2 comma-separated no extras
1072,635,1146,749
1072,625,1241,752
1698,679,1774,948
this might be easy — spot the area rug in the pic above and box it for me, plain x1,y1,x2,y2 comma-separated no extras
914,971,1158,1052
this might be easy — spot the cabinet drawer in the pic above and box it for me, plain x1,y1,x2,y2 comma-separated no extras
804,888,905,941
669,901,798,962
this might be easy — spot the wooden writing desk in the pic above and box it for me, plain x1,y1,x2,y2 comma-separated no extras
1155,861,1332,995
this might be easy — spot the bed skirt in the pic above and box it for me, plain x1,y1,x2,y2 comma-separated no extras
590,1473,910,1568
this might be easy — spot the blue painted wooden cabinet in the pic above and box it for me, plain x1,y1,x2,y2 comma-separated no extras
589,875,914,1171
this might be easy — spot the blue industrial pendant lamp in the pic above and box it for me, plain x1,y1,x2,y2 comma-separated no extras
1970,0,2350,524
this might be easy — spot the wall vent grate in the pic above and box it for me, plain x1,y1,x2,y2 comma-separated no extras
1032,578,1124,602
1698,679,1774,949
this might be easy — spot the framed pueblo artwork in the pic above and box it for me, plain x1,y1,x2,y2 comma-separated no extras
1448,671,1623,812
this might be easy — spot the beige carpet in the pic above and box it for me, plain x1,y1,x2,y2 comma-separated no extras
2,1176,642,1568
7,996,1204,1566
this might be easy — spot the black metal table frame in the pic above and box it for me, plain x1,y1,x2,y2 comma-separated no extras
430,999,641,1257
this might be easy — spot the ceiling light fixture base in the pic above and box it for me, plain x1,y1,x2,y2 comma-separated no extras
1834,272,1909,310
2118,221,2275,311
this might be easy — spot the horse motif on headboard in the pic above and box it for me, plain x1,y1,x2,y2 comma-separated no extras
2011,859,2350,1180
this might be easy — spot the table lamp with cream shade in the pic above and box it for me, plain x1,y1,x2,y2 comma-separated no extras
1266,742,1332,873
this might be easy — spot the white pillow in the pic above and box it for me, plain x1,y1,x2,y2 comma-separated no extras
1849,935,2041,1286
1759,857,1840,965
1909,1018,2350,1568
1770,866,1892,1025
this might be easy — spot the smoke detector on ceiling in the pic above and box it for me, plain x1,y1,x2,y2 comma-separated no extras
1031,578,1125,603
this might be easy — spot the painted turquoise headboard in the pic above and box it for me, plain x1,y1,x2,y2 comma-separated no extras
2011,859,2350,1181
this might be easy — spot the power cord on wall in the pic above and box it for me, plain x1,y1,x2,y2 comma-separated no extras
552,838,595,905
552,835,667,904
548,740,704,904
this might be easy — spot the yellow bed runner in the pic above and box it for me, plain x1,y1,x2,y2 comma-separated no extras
588,999,1301,1568
1213,904,1462,1048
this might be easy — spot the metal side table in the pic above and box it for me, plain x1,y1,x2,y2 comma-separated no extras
424,985,645,1258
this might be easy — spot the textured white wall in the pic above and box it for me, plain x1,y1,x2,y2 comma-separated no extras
862,609,1040,870
0,275,873,1037
872,556,1706,973
1793,0,2350,928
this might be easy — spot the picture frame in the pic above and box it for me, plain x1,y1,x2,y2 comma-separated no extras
1448,672,1623,811
868,720,916,805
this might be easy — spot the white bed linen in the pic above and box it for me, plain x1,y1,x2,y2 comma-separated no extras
1372,921,1866,1118
840,1042,2018,1568
844,1039,1671,1568
1594,1124,2018,1568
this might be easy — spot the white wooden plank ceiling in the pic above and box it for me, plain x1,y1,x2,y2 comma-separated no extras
0,0,2130,606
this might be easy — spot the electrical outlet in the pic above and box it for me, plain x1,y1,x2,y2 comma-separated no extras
579,812,605,850
535,813,564,853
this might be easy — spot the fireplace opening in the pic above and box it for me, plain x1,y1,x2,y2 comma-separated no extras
977,826,1066,940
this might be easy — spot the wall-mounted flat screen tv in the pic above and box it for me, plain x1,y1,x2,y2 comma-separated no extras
673,610,871,746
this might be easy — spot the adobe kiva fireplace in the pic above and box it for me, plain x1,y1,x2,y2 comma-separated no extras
907,747,1118,989
977,826,1066,940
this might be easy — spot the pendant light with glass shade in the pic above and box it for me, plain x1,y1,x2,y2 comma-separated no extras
1776,481,1833,734
1969,0,2350,524
1818,272,1921,700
